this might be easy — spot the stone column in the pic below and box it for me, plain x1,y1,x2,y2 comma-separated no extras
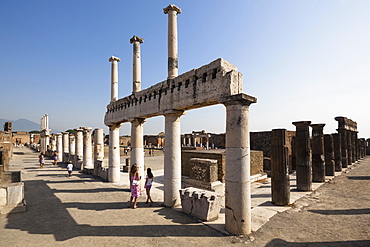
82,127,93,169
347,130,353,165
108,56,121,102
324,134,335,176
332,133,342,171
337,129,348,168
68,134,75,162
130,118,145,188
94,128,104,176
292,121,312,191
74,129,83,168
354,132,359,161
130,35,143,93
164,4,181,79
163,110,184,207
56,133,62,160
50,135,56,151
108,123,121,183
62,132,69,162
310,124,325,182
222,94,257,235
271,129,290,206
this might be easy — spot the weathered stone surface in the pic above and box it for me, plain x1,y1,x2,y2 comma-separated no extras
311,124,325,182
332,133,342,172
5,183,23,206
0,188,6,206
324,134,335,176
179,188,222,221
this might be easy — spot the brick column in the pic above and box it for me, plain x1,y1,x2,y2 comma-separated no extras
332,133,342,171
324,134,335,176
311,124,325,182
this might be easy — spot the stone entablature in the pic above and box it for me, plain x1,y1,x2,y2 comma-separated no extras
104,58,242,125
334,116,357,131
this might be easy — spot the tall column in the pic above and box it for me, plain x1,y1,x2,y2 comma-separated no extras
108,123,121,183
292,121,312,191
108,56,121,102
68,134,76,162
311,124,325,182
337,129,348,168
271,129,290,206
164,110,184,207
353,131,358,162
74,129,83,168
347,130,353,165
62,132,69,162
222,94,257,235
332,133,342,171
130,119,145,187
130,35,144,93
324,134,335,176
82,127,93,169
56,133,62,160
94,128,104,176
164,4,181,79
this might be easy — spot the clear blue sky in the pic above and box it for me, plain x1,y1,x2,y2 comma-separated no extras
1,0,369,138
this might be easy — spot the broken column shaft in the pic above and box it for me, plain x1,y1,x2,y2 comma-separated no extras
311,124,326,182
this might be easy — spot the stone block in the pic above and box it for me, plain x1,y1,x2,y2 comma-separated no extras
6,183,23,206
179,187,222,221
0,188,6,206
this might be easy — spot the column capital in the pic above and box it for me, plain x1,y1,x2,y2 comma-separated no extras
310,123,326,129
130,35,144,44
292,121,311,127
220,93,257,106
129,118,146,125
163,4,181,14
108,123,123,129
109,56,121,62
161,109,185,117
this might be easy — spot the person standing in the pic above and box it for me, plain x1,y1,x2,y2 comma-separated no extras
145,168,154,206
53,151,59,166
39,153,45,168
67,161,73,177
128,164,141,209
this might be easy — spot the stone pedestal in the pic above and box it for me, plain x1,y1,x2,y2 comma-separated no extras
82,127,93,169
324,134,335,176
292,121,312,191
222,93,256,235
108,124,121,183
332,133,342,171
164,111,184,207
271,129,290,206
94,128,104,176
311,124,325,182
164,4,181,79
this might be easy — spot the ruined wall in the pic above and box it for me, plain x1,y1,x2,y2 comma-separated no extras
182,149,263,182
12,132,30,144
119,136,131,146
209,133,225,149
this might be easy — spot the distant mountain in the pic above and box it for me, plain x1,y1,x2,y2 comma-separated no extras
0,118,40,132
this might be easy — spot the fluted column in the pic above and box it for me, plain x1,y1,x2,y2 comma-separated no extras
74,129,83,168
130,35,144,93
130,118,145,188
163,110,184,207
108,56,121,102
222,94,257,235
292,121,312,191
62,132,69,162
82,127,93,169
164,4,181,79
311,124,325,182
108,124,121,182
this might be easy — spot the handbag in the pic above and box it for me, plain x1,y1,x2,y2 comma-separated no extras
132,180,140,186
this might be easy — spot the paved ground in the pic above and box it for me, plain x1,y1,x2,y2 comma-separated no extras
0,147,369,246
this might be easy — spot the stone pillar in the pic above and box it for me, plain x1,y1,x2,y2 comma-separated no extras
367,139,370,155
360,138,366,158
347,130,353,165
62,132,69,162
82,127,93,169
108,123,121,183
310,124,325,182
324,134,335,176
164,4,181,79
164,110,184,207
130,35,143,93
130,118,145,188
56,133,62,160
354,132,359,161
292,121,312,191
74,129,83,167
332,133,342,171
271,129,290,206
49,135,56,151
337,129,348,168
222,94,257,235
68,134,75,162
94,128,104,176
108,56,121,102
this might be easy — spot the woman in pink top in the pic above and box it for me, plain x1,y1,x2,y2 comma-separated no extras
128,163,141,209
